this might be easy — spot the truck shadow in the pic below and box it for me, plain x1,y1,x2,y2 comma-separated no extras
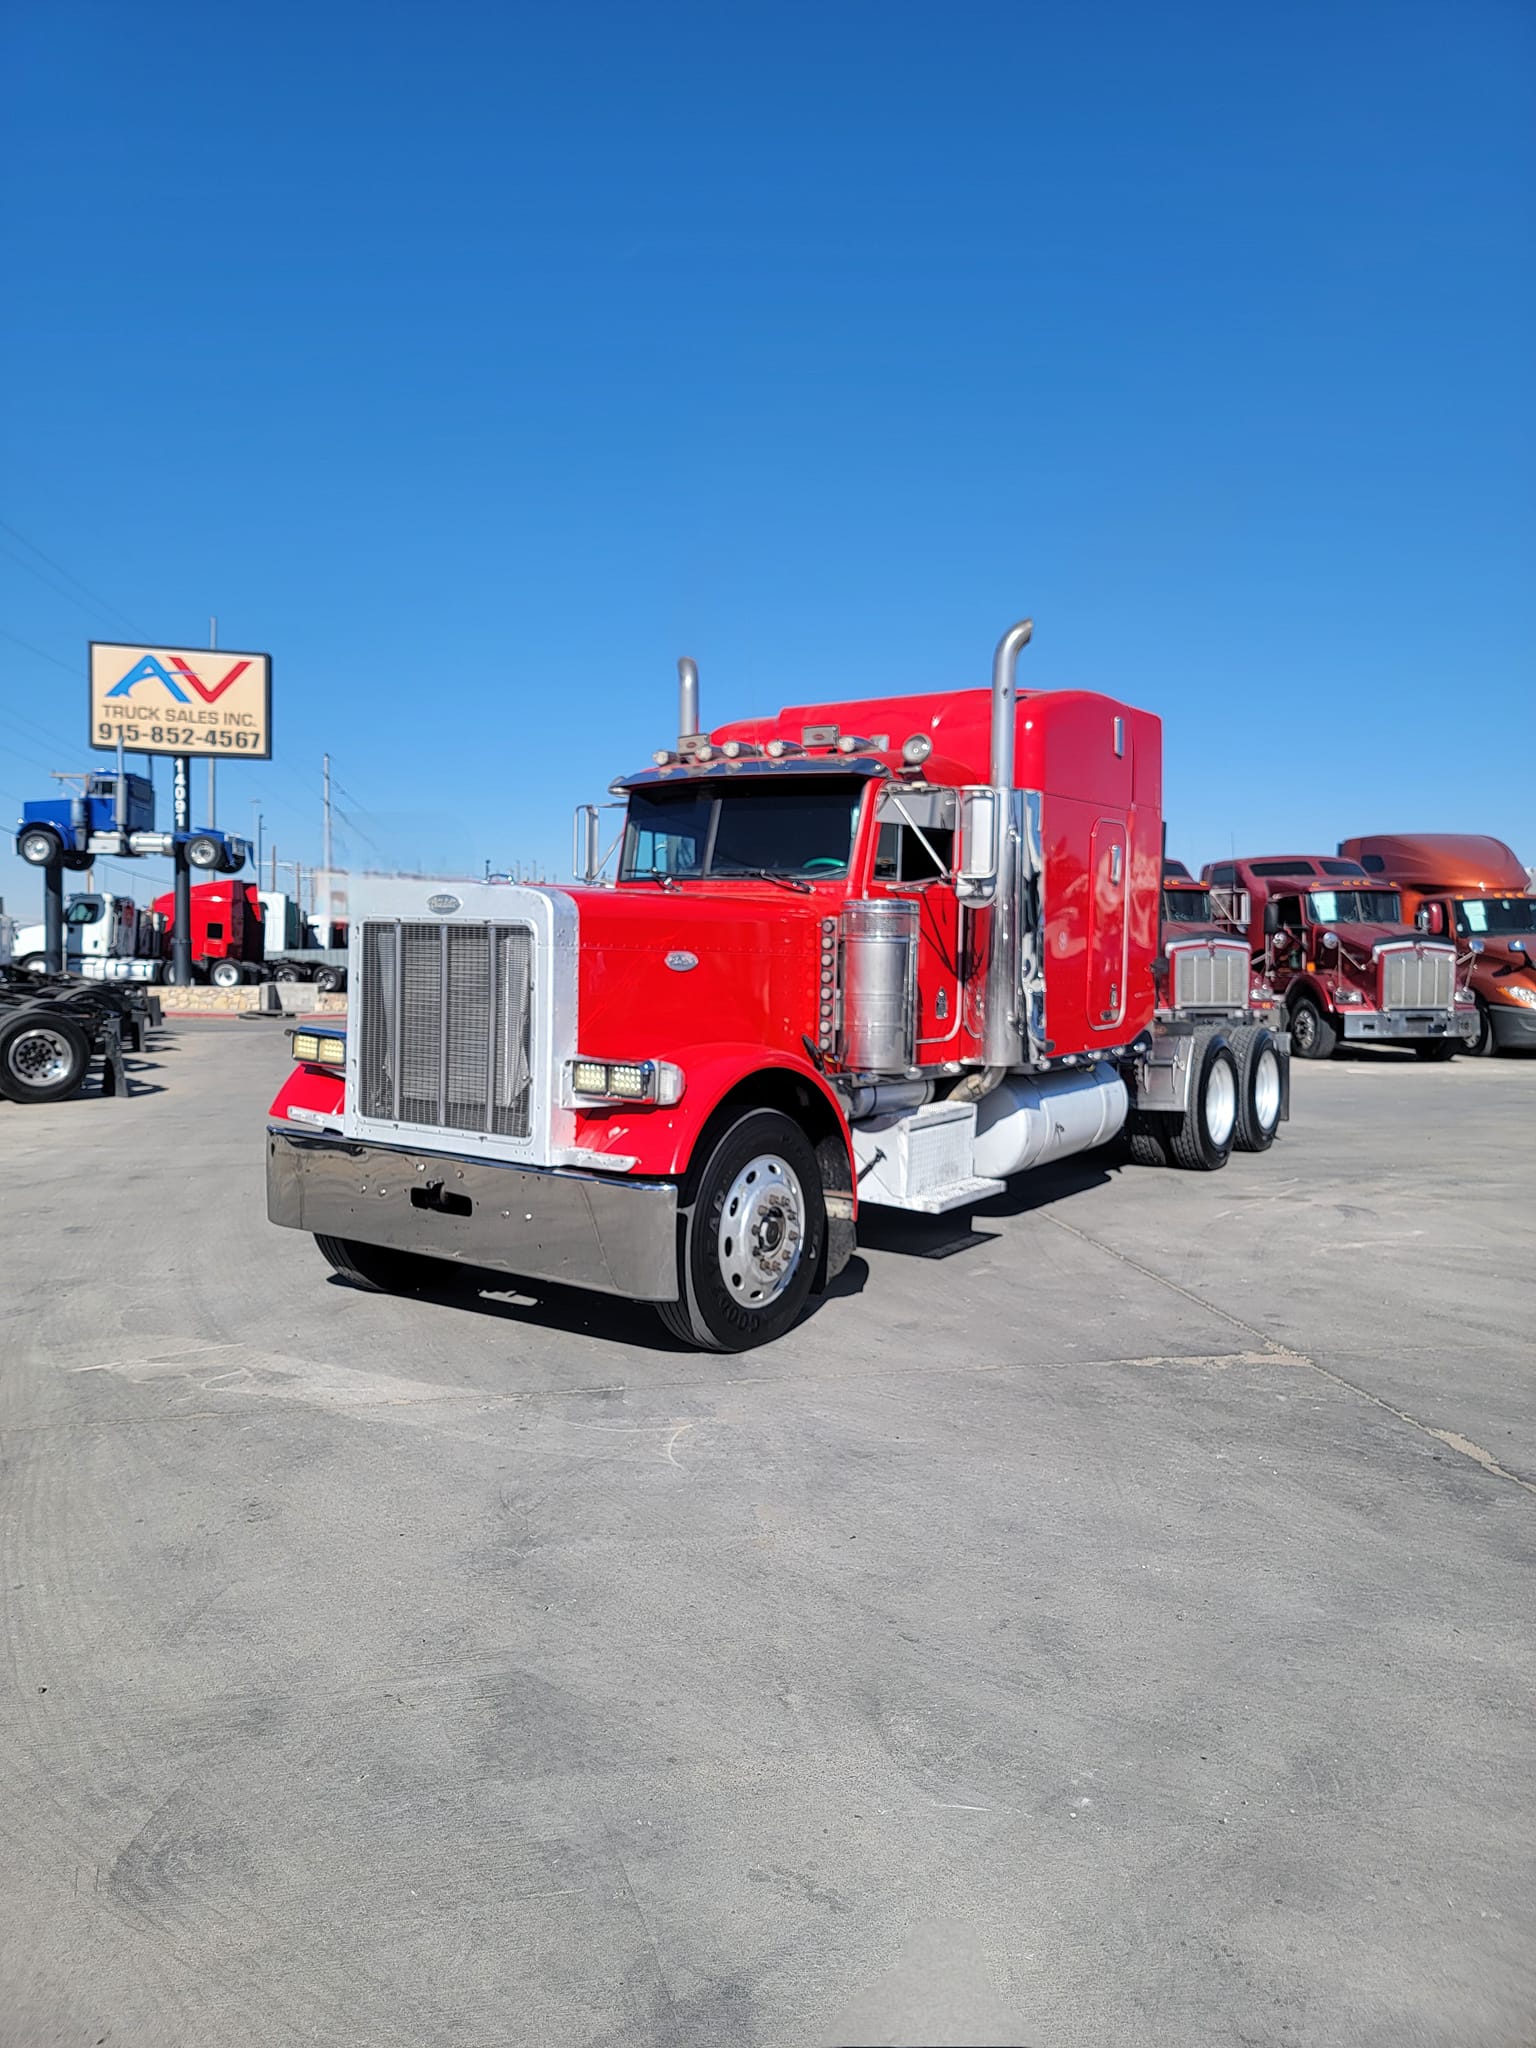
854,1148,1119,1261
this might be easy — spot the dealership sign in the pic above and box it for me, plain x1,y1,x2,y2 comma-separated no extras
89,640,272,759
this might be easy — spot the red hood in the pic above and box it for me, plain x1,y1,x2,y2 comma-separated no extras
1163,923,1246,949
569,881,833,1063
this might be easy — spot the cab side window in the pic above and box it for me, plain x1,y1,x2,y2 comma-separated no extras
874,823,955,883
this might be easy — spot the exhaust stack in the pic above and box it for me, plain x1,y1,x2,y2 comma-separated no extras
677,657,701,752
982,617,1034,1076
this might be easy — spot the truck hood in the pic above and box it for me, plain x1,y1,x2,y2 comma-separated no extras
1163,923,1246,949
567,882,834,1063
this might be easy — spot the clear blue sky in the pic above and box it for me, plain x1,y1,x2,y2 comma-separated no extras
2,0,1532,924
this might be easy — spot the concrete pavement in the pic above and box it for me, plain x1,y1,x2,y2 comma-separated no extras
1,1024,1532,2047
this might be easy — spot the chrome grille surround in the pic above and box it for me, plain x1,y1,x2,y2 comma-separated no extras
344,880,577,1166
1169,939,1249,1013
1378,942,1455,1013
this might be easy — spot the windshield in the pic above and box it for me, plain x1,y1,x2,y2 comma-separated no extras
619,776,864,882
1455,897,1536,936
1163,888,1214,925
1306,889,1402,925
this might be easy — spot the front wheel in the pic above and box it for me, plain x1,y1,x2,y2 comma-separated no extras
186,834,223,869
1469,1002,1497,1057
17,826,63,867
1288,995,1338,1061
209,958,243,989
1412,1037,1459,1062
314,1234,453,1294
1230,1025,1284,1153
0,1011,91,1103
18,954,50,976
656,1109,826,1352
314,966,345,994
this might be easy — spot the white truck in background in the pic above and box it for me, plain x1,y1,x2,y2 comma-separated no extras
13,892,166,981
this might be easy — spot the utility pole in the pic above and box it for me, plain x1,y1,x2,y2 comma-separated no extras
270,842,277,891
322,753,333,884
207,616,218,827
252,804,264,879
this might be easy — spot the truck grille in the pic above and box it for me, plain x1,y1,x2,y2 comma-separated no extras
1379,945,1454,1012
1171,941,1248,1011
359,920,533,1137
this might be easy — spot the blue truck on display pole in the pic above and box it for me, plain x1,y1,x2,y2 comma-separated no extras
15,773,250,875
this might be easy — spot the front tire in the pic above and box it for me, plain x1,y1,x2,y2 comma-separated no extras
1167,1030,1239,1171
209,959,243,989
314,966,345,994
1469,1002,1497,1057
186,834,222,870
657,1109,825,1352
1288,994,1338,1061
314,1234,452,1294
1412,1037,1459,1062
0,1011,91,1103
18,826,63,867
1230,1024,1284,1153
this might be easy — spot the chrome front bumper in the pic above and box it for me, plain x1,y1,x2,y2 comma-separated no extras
1340,1009,1475,1042
266,1128,680,1301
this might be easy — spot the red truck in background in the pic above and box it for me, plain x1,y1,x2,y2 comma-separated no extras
1155,861,1285,1152
1338,834,1536,1056
268,620,1291,1352
151,883,348,991
1199,854,1475,1060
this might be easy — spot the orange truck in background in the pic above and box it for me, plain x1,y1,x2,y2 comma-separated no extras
1337,835,1536,1056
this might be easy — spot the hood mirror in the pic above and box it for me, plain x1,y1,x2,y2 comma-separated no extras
1320,930,1339,949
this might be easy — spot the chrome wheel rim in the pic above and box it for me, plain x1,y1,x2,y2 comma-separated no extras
717,1153,805,1307
1206,1058,1237,1148
1291,1007,1316,1051
20,832,55,864
9,1026,73,1086
1252,1048,1282,1131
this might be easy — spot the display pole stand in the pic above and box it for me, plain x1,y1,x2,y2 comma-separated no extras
171,754,193,987
43,859,64,975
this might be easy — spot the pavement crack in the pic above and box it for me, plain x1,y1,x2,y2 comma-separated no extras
1043,1212,1536,1498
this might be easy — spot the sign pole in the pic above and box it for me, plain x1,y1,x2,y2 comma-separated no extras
171,754,193,987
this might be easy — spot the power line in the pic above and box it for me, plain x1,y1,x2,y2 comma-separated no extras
0,627,79,675
0,516,138,629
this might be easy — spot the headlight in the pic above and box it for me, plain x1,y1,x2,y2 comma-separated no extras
1505,986,1536,1009
292,1030,346,1065
568,1058,684,1106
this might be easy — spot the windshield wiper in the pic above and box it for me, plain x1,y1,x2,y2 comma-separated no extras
716,866,813,894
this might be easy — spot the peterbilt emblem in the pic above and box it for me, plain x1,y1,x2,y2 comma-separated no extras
426,893,462,915
665,950,698,972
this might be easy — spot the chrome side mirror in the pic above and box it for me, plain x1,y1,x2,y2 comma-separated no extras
1469,938,1486,954
955,787,1002,902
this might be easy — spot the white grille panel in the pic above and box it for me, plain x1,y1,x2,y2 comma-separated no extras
1380,946,1454,1011
1171,942,1248,1011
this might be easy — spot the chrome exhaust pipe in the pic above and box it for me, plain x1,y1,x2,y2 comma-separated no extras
677,657,700,750
990,618,1033,791
981,618,1033,1078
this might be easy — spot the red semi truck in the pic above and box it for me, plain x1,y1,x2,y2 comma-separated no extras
1199,854,1475,1060
1155,863,1285,1151
1338,834,1536,1056
268,621,1291,1351
150,883,348,990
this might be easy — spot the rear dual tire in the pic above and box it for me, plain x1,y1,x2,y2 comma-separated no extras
1125,1029,1241,1172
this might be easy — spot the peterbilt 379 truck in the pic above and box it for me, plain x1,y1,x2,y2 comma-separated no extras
1200,854,1475,1060
268,621,1290,1351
